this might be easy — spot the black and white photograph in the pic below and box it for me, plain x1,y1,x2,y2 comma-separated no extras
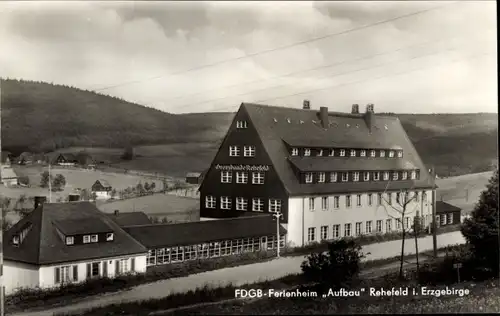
0,0,498,315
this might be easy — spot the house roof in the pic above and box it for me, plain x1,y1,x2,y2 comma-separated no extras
3,202,148,265
186,172,202,178
19,152,33,159
97,194,198,216
436,201,462,214
106,212,152,227
1,152,11,163
58,153,77,161
231,103,434,196
53,218,114,235
95,179,111,188
1,166,18,180
123,214,287,248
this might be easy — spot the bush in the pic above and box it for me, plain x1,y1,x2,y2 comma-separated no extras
18,176,30,185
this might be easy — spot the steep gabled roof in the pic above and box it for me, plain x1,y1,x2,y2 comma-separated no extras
105,212,152,227
3,202,148,265
123,214,287,248
95,179,111,188
242,103,434,195
436,201,462,214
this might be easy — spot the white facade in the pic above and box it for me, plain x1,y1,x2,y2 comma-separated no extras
95,191,111,200
286,190,434,247
4,253,147,295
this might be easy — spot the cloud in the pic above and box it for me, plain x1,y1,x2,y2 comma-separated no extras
0,1,496,114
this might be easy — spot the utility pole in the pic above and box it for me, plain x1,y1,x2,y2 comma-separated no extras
48,163,52,203
272,212,283,258
0,77,5,316
431,167,438,258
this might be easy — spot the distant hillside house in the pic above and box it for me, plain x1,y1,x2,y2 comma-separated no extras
2,202,148,295
1,151,12,166
76,152,96,168
1,165,19,186
92,180,113,199
17,152,34,165
436,201,462,226
186,172,204,185
54,153,78,166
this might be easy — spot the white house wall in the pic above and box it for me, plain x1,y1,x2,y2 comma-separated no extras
4,261,39,295
288,190,434,247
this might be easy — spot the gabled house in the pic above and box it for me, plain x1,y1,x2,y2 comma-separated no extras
91,180,113,199
53,153,78,166
76,152,96,168
185,172,203,185
17,152,34,165
1,165,19,186
2,202,148,295
436,201,462,226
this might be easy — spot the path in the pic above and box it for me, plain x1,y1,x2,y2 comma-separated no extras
10,231,465,316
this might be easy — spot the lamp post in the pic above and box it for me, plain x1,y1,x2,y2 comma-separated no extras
272,212,283,258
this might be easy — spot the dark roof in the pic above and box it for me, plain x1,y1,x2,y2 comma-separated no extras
106,212,152,227
58,153,77,161
436,201,462,214
186,172,202,178
221,103,434,196
123,214,287,248
95,179,112,188
53,218,113,235
3,202,147,265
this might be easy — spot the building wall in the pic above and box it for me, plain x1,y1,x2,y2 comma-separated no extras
436,210,461,226
287,189,434,247
95,191,111,199
3,261,39,295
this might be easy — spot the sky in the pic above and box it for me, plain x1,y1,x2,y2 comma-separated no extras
0,1,497,114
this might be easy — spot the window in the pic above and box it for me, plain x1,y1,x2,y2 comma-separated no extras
244,146,256,157
252,198,264,212
405,217,410,229
340,149,345,157
83,235,90,244
370,150,376,157
355,222,362,236
236,171,248,184
321,197,328,210
342,172,348,182
318,172,326,183
422,191,427,202
330,172,338,182
350,149,356,157
366,221,372,234
396,192,401,203
441,214,447,226
147,249,156,266
88,262,100,278
205,196,216,208
119,259,129,274
12,235,19,245
305,173,313,183
291,148,299,156
304,148,311,156
236,197,248,211
353,172,360,182
373,172,380,181
333,225,340,238
309,198,315,211
363,172,370,181
344,224,352,237
380,150,386,157
55,265,74,284
329,149,335,156
106,233,114,241
334,196,340,209
346,195,352,208
221,171,232,183
377,193,383,205
236,121,248,128
156,248,170,264
396,219,402,230
252,172,265,184
376,220,383,233
269,199,282,213
66,236,74,245
411,170,417,180
368,194,373,206
91,235,98,242
320,226,328,240
229,146,239,157
389,151,395,158
220,196,232,210
383,172,389,181
447,213,453,224
386,219,392,232
402,171,408,180
307,227,316,242
356,194,362,207
317,149,323,156
387,193,392,205
398,151,403,158
393,171,399,181
360,150,366,157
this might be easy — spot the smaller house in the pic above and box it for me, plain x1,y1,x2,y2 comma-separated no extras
185,172,204,185
91,180,113,200
53,153,78,167
17,152,34,165
76,152,96,169
436,201,462,227
1,165,19,187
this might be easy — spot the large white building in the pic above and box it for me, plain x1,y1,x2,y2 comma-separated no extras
199,102,436,247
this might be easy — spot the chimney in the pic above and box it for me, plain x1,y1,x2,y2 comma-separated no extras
319,106,329,128
34,196,47,210
114,210,119,216
303,100,310,110
68,194,80,202
366,103,374,113
351,104,359,114
364,104,375,133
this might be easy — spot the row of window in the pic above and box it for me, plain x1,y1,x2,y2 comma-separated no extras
291,148,403,158
229,145,256,157
303,170,419,184
205,196,282,212
236,120,248,129
307,191,427,210
147,235,286,266
54,258,134,284
221,171,265,184
65,233,114,246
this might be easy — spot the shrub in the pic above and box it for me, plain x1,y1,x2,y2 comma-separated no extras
18,176,30,185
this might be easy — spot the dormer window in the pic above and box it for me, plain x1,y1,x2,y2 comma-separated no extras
236,121,248,129
291,148,299,156
353,172,360,182
91,235,98,243
360,150,366,157
305,173,313,183
411,170,417,180
383,171,389,181
12,235,20,246
341,172,348,182
330,172,338,182
393,171,399,180
370,150,376,157
402,171,408,180
329,149,335,156
389,151,395,158
66,236,74,245
340,149,345,157
83,235,91,244
373,172,380,181
350,150,356,157
317,149,323,157
364,172,370,181
318,172,326,183
304,149,311,156
397,151,403,158
380,150,386,157
106,233,114,241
